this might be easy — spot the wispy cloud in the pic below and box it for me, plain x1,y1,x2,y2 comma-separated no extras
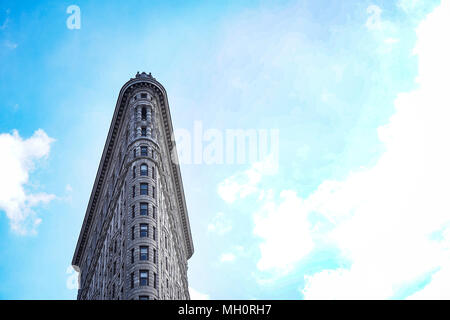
217,154,278,204
219,253,236,263
207,212,232,235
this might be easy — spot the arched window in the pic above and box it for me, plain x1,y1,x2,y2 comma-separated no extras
140,164,148,176
142,107,147,120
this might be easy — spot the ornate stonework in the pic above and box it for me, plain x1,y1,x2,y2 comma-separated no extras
72,73,194,300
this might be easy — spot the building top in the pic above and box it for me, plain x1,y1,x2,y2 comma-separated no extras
72,72,194,268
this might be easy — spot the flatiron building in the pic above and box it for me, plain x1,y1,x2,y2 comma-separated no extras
72,72,194,300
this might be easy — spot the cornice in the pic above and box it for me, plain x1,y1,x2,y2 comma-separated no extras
72,72,194,268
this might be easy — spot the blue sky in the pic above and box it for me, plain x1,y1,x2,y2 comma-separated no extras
1,0,449,299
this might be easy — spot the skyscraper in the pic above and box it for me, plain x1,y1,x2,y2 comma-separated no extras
72,72,194,300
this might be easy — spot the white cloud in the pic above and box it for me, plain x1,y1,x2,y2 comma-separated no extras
220,253,236,263
254,190,313,274
217,155,278,203
300,0,450,299
207,212,232,235
189,287,210,300
231,0,450,298
0,129,55,234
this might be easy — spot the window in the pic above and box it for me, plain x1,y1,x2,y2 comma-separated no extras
140,246,149,260
132,186,135,198
133,149,136,158
152,206,156,219
142,107,147,120
153,248,157,263
165,257,168,270
133,166,136,179
141,127,147,137
131,205,135,219
153,226,156,240
140,270,149,286
130,272,134,289
131,226,135,240
140,183,148,195
141,93,147,99
141,146,148,156
152,186,155,198
140,224,149,237
153,272,157,289
152,167,155,179
131,248,135,264
140,202,148,216
140,164,148,176
139,296,149,300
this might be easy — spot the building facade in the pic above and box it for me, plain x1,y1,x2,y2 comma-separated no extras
72,72,194,300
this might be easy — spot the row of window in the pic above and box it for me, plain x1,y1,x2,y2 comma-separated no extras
130,270,157,289
131,224,156,240
130,246,157,264
132,164,155,179
131,203,157,219
134,146,149,157
132,183,156,198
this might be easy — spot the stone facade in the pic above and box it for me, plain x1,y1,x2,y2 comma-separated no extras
72,72,194,300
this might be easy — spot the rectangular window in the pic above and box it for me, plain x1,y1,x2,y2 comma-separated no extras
130,272,134,289
152,206,156,219
139,270,149,286
141,93,147,99
139,296,149,300
131,248,135,264
132,186,135,198
141,127,147,137
140,224,149,237
133,166,136,179
152,167,155,179
141,146,148,156
140,246,149,260
153,226,156,240
153,248,157,263
133,149,136,158
140,183,148,195
140,202,148,216
131,205,135,219
153,272,157,289
131,226,135,240
152,186,155,198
